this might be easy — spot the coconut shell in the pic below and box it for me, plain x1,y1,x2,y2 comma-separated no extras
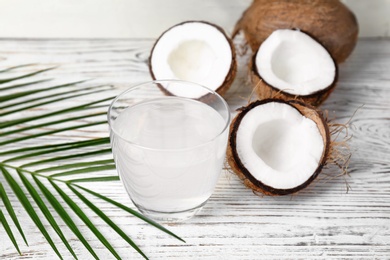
226,99,330,196
149,21,237,97
250,47,339,107
233,0,358,63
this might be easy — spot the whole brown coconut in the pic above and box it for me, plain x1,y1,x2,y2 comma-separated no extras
233,0,359,63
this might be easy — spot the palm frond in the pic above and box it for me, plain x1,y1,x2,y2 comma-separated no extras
0,84,111,114
0,138,110,156
16,170,78,259
0,121,107,146
19,149,112,167
0,64,184,259
49,179,122,260
69,185,149,260
0,112,107,138
0,64,37,73
0,182,27,245
0,66,55,84
49,164,116,178
0,80,88,103
74,184,186,243
0,96,113,129
67,176,120,183
37,159,114,173
32,175,99,259
0,208,21,255
0,79,51,92
1,166,63,260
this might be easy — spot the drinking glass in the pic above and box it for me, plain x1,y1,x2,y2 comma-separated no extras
108,80,230,221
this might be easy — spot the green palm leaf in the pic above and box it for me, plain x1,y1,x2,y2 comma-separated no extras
35,159,114,174
0,138,110,156
0,64,184,259
50,179,121,260
0,79,50,92
1,166,63,260
0,67,55,84
68,184,149,259
74,184,186,243
16,170,78,259
32,175,99,259
0,63,37,73
0,182,27,245
0,208,21,255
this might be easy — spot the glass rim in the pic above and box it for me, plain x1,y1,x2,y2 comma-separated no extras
107,79,231,151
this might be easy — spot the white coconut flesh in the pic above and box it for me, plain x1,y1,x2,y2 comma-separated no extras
236,102,324,190
255,29,336,96
151,22,233,98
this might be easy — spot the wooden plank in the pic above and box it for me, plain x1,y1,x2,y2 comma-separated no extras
0,38,389,259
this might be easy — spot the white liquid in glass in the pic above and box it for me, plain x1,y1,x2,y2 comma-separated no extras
111,97,227,213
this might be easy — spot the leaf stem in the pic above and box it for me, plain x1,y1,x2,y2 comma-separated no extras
0,162,66,183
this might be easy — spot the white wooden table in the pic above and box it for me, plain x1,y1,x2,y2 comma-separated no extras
0,38,389,259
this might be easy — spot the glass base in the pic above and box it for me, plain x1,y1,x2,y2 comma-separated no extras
135,202,206,222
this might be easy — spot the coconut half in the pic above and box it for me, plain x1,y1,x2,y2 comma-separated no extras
251,29,337,107
149,21,236,98
227,99,330,195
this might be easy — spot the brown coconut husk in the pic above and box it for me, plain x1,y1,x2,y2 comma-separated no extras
319,109,355,187
226,99,332,196
149,21,237,97
233,0,358,64
250,44,339,107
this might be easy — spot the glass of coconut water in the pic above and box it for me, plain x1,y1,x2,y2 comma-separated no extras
108,80,230,221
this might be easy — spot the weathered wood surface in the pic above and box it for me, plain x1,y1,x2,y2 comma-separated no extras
0,38,389,259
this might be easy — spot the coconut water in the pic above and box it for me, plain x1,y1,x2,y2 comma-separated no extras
111,97,228,214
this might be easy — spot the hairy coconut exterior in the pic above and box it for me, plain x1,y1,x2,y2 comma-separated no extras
250,48,339,107
149,21,237,97
226,99,330,196
233,0,358,63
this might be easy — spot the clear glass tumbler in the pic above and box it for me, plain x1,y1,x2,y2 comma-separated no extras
108,80,230,221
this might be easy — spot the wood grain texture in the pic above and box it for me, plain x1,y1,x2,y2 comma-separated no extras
0,38,389,259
